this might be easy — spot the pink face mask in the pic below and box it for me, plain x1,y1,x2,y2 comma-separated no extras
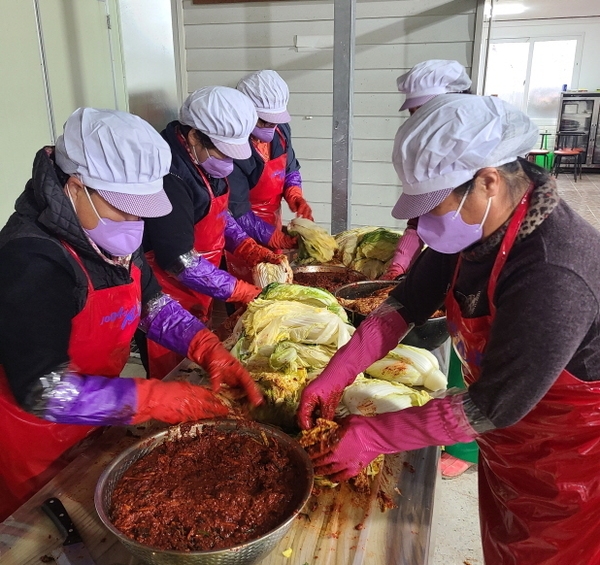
417,189,492,254
252,125,276,142
69,186,144,257
194,146,234,178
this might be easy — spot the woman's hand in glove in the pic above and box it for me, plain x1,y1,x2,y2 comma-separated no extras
187,328,263,406
131,379,229,424
380,266,405,281
284,186,314,221
228,280,262,304
298,372,354,430
381,227,423,280
234,238,285,268
310,396,479,481
268,229,298,250
298,305,412,430
310,415,384,481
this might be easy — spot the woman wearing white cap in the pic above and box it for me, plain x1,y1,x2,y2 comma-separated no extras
227,70,312,259
397,59,472,115
382,59,472,281
298,95,600,563
385,60,479,479
143,86,284,378
0,107,262,520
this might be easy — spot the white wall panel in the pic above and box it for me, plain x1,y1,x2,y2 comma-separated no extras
352,205,406,229
354,116,408,140
353,161,404,185
297,158,332,183
185,20,333,48
181,0,477,230
186,42,472,73
355,15,475,45
287,117,334,139
183,0,475,25
185,14,473,49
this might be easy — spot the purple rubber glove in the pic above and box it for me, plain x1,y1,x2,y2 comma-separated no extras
41,372,138,425
140,293,206,356
381,226,423,280
284,170,302,191
311,393,477,481
298,304,413,430
224,212,253,252
235,210,276,247
175,252,238,301
41,372,226,426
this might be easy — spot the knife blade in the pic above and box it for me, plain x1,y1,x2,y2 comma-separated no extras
42,497,96,565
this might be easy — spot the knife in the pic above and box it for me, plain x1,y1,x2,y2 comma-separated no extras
42,497,96,565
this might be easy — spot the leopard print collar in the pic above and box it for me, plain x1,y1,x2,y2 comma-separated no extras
462,177,559,262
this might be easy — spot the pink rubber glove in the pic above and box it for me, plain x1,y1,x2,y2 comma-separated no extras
311,393,477,481
380,226,423,280
297,305,412,430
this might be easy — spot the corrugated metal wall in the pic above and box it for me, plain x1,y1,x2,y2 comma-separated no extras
181,0,477,231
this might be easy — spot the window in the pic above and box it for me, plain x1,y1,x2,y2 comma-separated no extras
485,42,529,109
485,39,578,121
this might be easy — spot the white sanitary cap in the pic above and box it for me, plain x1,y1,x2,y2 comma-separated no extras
55,107,172,218
391,94,539,219
236,70,291,124
397,59,472,111
179,86,257,159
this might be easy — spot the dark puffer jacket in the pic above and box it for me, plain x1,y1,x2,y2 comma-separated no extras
0,147,160,405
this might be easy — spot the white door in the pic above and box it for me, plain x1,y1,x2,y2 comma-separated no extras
0,0,126,224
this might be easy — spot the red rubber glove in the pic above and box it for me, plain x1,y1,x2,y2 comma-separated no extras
131,379,229,424
310,395,477,481
284,186,314,221
298,306,412,430
233,238,284,268
187,328,263,406
268,229,298,250
227,279,261,304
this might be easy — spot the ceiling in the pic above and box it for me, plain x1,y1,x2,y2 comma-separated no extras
493,0,600,20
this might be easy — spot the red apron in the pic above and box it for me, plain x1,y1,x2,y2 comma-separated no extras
249,129,288,230
0,243,141,520
145,168,229,379
446,190,600,565
226,130,288,282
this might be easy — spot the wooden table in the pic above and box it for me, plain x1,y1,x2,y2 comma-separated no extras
0,360,440,565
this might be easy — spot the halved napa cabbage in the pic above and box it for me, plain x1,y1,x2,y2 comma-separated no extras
341,375,432,417
287,218,338,264
366,344,447,391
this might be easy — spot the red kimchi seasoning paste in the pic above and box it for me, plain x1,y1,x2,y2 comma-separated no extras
111,423,304,551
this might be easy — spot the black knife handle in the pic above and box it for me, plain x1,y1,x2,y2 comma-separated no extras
42,497,83,546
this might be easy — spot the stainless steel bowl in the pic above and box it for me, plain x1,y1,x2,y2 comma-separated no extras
95,420,314,565
335,280,449,351
292,265,367,292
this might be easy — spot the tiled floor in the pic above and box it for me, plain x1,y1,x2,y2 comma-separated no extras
431,170,600,565
554,172,600,229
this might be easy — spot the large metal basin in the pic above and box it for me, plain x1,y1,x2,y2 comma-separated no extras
292,264,367,293
95,420,314,565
